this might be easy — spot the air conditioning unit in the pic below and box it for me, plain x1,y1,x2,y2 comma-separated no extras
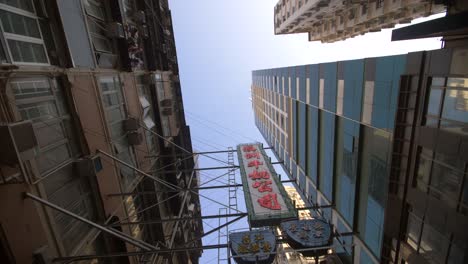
123,118,139,131
161,107,172,116
74,155,103,177
106,22,125,38
127,132,142,145
133,10,146,23
160,98,172,107
0,121,37,165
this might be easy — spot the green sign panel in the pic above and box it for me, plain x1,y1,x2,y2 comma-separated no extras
237,143,297,227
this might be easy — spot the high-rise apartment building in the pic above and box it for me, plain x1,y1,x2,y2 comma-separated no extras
251,47,468,263
273,0,444,43
0,1,202,263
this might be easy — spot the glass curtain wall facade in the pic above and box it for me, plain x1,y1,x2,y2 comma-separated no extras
252,55,406,263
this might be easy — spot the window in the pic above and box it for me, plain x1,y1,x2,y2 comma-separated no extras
362,81,374,124
0,1,49,64
376,0,384,9
357,126,391,257
420,223,450,263
136,75,158,156
10,76,97,254
335,117,359,225
406,212,422,250
11,77,80,171
337,80,344,115
415,147,465,209
319,79,324,108
319,110,335,201
306,106,318,184
83,0,116,68
99,76,137,188
424,77,468,136
361,4,367,15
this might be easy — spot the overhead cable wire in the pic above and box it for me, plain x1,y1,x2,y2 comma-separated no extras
139,123,233,166
186,111,259,142
187,116,249,145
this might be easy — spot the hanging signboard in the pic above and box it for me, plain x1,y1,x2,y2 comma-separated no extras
229,230,276,264
237,143,297,227
280,219,332,257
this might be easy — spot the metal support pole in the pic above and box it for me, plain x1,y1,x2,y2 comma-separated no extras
24,193,159,251
183,215,246,247
296,204,334,210
52,244,230,262
110,213,247,226
97,149,178,191
148,165,239,174
107,191,162,197
144,147,273,158
107,183,244,197
196,184,243,190
280,180,295,183
168,170,195,249
99,150,243,213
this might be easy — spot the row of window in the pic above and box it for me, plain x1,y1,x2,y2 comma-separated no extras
10,76,98,254
424,77,468,137
415,147,468,214
0,0,150,69
254,82,394,260
253,57,405,131
9,73,162,255
0,0,50,64
406,211,465,264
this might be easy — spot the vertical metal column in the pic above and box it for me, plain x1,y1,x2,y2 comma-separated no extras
217,148,237,264
227,147,238,214
217,207,228,264
226,147,237,264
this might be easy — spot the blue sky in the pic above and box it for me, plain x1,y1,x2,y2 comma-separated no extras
169,0,443,262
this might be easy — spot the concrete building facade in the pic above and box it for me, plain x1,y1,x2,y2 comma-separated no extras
274,0,445,43
251,47,468,263
0,1,202,263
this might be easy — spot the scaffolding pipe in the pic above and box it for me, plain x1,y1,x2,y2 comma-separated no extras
97,149,178,191
24,193,159,251
144,147,273,158
52,244,229,262
168,170,195,249
99,149,243,213
183,215,246,247
147,165,239,174
107,183,244,197
110,213,247,226
53,241,354,263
